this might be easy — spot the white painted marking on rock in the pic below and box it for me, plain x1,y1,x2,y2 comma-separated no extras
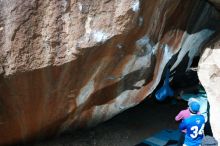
136,35,150,48
134,55,152,69
85,16,92,34
136,35,155,55
134,79,145,87
132,0,140,12
117,43,123,49
138,16,144,27
92,30,109,43
164,44,173,57
76,80,94,106
171,29,214,71
187,29,214,69
121,56,136,76
152,46,156,55
146,43,173,95
77,2,83,12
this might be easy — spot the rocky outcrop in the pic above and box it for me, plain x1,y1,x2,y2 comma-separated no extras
0,0,220,145
198,35,220,143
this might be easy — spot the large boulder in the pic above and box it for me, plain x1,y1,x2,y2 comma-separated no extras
198,35,220,143
0,0,219,145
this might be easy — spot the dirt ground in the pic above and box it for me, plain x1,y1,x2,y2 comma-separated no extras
13,97,187,146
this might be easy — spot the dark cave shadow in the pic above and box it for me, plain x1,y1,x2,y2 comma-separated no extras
203,33,220,49
139,0,220,45
161,0,220,36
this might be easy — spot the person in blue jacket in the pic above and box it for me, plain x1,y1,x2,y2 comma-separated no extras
179,100,205,146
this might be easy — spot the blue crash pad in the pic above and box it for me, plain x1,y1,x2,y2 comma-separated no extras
135,129,181,146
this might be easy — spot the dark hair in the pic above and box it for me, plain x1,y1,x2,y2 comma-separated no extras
189,108,197,114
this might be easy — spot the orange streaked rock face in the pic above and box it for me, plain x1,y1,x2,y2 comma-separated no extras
0,0,219,145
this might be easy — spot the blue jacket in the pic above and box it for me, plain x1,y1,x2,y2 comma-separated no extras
179,114,205,146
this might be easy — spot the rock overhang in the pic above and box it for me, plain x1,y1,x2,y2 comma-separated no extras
0,0,220,145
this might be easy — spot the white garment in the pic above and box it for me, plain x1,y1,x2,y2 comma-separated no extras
196,97,208,122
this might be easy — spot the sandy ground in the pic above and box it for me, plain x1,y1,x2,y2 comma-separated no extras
13,98,187,146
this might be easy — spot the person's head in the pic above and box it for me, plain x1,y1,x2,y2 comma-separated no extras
188,98,200,114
